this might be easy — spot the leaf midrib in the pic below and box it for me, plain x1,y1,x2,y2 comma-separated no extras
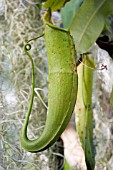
77,0,105,50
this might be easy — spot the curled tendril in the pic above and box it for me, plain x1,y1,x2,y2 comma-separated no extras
23,33,44,137
24,33,44,52
25,44,31,51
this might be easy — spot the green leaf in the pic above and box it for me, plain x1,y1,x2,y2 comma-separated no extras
42,0,66,12
94,0,113,16
70,0,113,54
61,0,83,29
110,86,113,109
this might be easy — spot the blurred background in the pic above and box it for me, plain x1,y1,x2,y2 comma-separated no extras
0,0,113,170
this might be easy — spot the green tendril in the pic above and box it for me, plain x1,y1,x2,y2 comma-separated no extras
27,34,44,44
23,33,44,135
